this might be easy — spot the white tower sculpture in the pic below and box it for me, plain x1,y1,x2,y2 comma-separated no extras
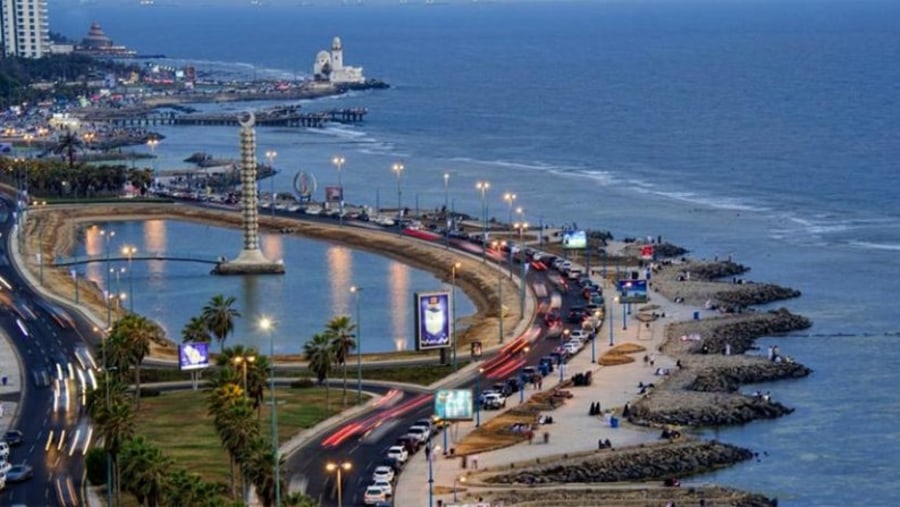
331,36,343,72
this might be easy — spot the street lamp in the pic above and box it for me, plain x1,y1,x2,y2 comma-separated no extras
454,475,466,503
325,461,352,507
450,262,461,372
443,172,450,248
259,317,281,507
121,246,137,312
610,297,617,346
233,355,257,397
333,155,345,225
475,367,484,427
392,162,404,233
147,137,160,187
100,229,116,327
427,443,442,507
350,286,363,404
592,311,601,363
475,181,490,262
503,192,516,234
266,150,278,218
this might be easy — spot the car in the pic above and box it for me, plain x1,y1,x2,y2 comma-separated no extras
563,342,580,355
363,485,387,505
371,478,393,496
386,445,408,463
482,392,507,410
3,431,23,447
0,441,9,459
372,465,395,483
407,424,431,442
414,418,435,431
395,435,420,454
381,456,404,473
569,329,590,341
74,345,98,371
0,461,11,476
567,306,588,323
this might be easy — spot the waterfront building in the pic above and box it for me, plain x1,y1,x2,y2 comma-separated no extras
74,22,137,58
0,0,51,58
313,36,365,85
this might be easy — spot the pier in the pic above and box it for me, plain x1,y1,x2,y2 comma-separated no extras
79,106,368,129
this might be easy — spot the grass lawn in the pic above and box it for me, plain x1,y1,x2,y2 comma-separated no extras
135,386,356,484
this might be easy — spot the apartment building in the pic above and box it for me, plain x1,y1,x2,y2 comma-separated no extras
1,0,51,58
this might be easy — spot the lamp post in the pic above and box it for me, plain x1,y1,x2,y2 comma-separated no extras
475,181,490,262
450,262,461,372
454,476,466,503
443,172,450,248
503,192,516,234
428,443,442,507
475,367,484,427
266,150,278,218
610,298,617,347
100,229,116,328
121,246,136,312
147,137,159,187
492,241,504,344
259,317,281,507
332,155,345,225
233,355,256,397
592,311,601,362
325,461,352,507
350,286,363,404
392,162,404,233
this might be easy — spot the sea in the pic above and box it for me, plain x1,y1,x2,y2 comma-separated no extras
52,1,900,505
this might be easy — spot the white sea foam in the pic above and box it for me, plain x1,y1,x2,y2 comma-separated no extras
849,240,900,252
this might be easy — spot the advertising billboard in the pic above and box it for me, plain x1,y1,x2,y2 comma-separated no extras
562,230,587,250
434,389,474,421
324,185,343,203
617,279,649,304
179,342,210,371
414,291,452,350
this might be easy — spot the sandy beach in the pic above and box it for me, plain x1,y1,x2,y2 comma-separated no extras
20,201,811,506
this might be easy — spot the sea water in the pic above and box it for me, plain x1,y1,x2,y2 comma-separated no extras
54,1,900,504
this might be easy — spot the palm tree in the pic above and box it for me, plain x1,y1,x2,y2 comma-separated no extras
241,437,279,507
303,332,335,408
217,345,269,418
207,374,253,500
119,436,172,507
325,316,356,407
112,314,165,409
97,399,136,506
52,128,84,168
217,401,259,502
182,315,212,343
202,295,241,351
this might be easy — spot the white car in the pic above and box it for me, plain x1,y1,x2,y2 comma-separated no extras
0,442,9,459
371,478,393,496
372,465,395,483
563,342,580,355
407,425,430,442
569,329,590,341
363,485,387,505
386,445,408,463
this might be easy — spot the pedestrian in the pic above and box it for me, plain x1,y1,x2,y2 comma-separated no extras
527,429,534,445
471,454,479,469
538,376,543,390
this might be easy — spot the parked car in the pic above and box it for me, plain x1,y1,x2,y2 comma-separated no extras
371,478,393,497
395,435,420,454
0,441,9,459
569,329,590,341
386,445,408,464
372,465,395,484
363,485,387,505
482,392,507,410
3,431,23,447
0,461,11,476
406,425,430,443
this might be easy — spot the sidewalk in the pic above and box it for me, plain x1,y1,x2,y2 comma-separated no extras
394,254,707,506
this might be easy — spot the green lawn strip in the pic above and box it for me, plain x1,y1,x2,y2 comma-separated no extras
135,387,352,484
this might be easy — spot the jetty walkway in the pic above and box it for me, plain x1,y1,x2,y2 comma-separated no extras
78,106,368,129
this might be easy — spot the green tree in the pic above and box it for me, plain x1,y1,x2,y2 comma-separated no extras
207,373,255,500
303,332,335,408
325,315,356,407
202,294,241,351
52,128,83,168
119,436,172,507
96,398,136,505
216,345,269,419
182,315,212,343
240,437,280,507
111,313,165,409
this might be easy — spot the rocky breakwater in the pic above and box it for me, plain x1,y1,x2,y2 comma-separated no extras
630,260,813,427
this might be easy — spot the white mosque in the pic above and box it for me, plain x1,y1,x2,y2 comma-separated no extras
313,37,365,85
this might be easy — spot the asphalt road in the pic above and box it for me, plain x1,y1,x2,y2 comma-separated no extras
0,197,103,507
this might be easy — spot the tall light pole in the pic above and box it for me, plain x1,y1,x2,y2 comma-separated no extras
259,317,280,507
333,155,345,225
100,229,115,328
475,181,490,262
121,246,136,312
443,172,450,248
326,461,352,507
233,355,256,397
266,150,278,218
610,297,617,347
475,367,484,427
454,476,466,503
392,162,404,233
427,443,442,507
147,137,160,188
503,192,516,235
515,221,529,316
450,262,461,372
350,286,363,404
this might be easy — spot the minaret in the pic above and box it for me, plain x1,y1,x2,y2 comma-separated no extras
213,112,285,275
331,36,343,72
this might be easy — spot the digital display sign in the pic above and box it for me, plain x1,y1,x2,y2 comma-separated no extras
179,342,210,371
617,279,649,303
435,389,474,421
562,230,587,250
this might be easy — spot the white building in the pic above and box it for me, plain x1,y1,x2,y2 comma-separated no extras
313,37,365,85
0,0,50,58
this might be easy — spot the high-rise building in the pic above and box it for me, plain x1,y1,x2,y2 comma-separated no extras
1,0,50,58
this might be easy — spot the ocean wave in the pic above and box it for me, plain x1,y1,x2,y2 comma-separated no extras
145,57,305,82
848,240,900,252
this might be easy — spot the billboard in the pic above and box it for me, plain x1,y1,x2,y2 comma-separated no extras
179,342,210,371
617,279,649,304
434,389,474,421
562,230,587,250
324,185,343,203
415,291,452,350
